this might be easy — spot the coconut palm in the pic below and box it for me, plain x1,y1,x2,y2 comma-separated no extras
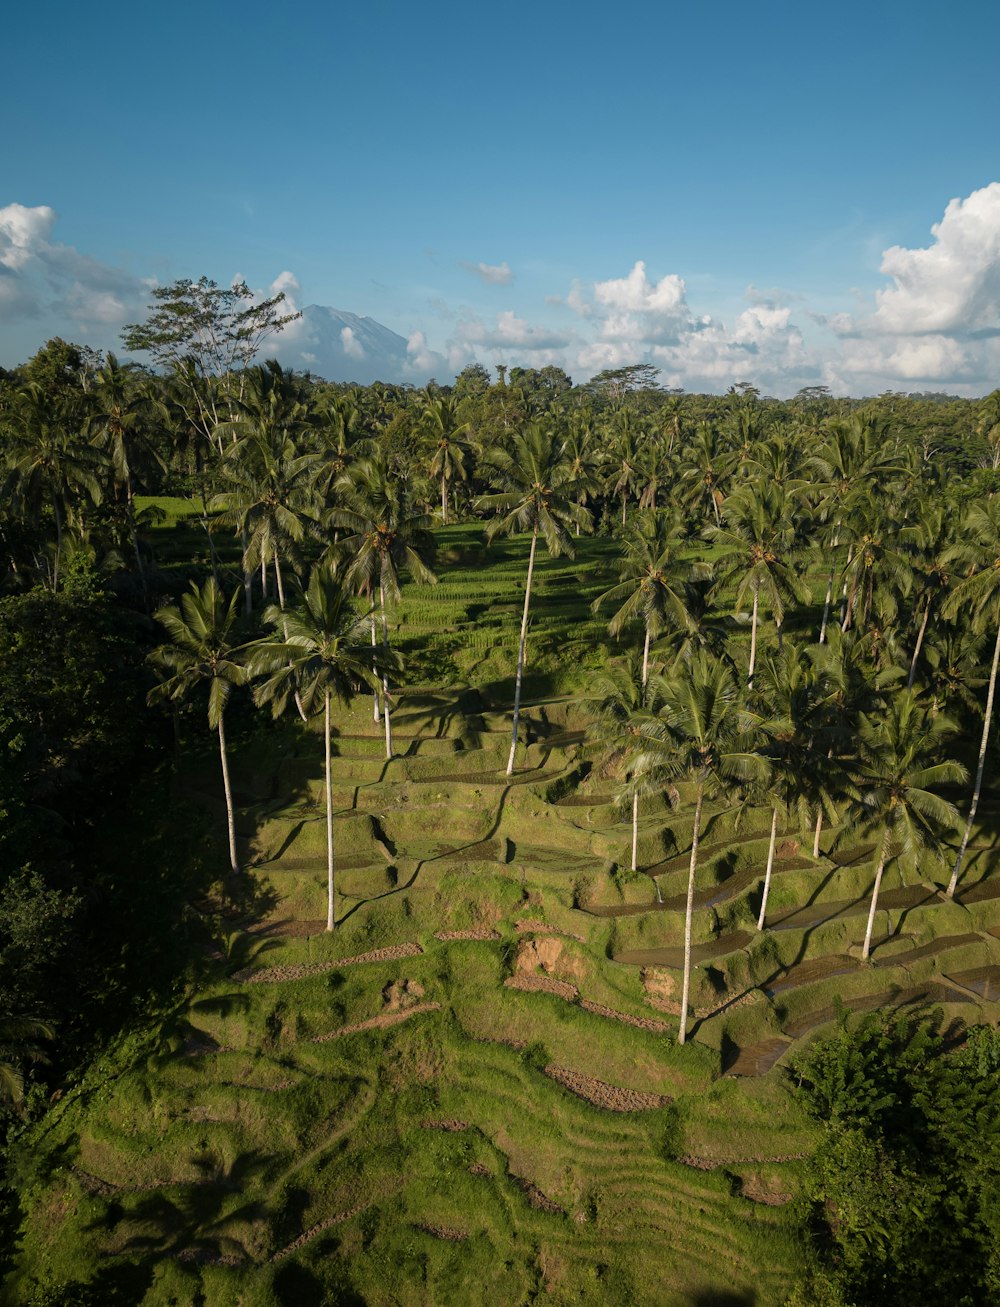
707,482,808,687
941,499,1000,896
0,1015,53,1114
421,393,470,524
633,652,766,1044
561,411,601,536
248,564,389,930
585,657,669,883
148,579,248,876
479,422,590,775
899,500,954,689
839,501,912,635
4,382,104,590
847,692,964,959
806,413,904,643
211,362,320,613
85,353,162,603
679,422,732,528
333,451,437,758
593,509,693,685
592,510,693,863
747,648,831,929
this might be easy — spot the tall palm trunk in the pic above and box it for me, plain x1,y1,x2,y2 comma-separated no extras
631,626,652,873
862,826,892,960
839,545,854,627
324,689,335,931
52,501,63,593
218,713,239,876
819,563,836,644
379,580,393,760
241,525,252,614
274,553,309,723
678,785,704,1046
441,473,448,525
948,615,1000,897
756,805,780,930
907,597,932,689
812,808,824,859
747,578,760,687
370,611,381,724
507,525,538,777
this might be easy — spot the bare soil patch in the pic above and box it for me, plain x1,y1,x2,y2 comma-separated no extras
543,1064,670,1112
312,1002,440,1042
434,928,501,941
236,942,423,984
515,917,586,942
421,1119,469,1132
505,974,579,1000
414,1223,468,1242
578,999,671,1033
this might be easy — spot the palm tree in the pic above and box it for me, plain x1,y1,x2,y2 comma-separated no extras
561,412,601,536
848,692,964,959
634,652,766,1044
421,393,470,524
806,413,903,643
900,501,954,689
333,452,437,759
211,362,320,613
707,482,808,687
679,422,731,528
479,422,590,776
248,564,388,930
593,510,693,863
941,500,1000,896
839,501,912,635
585,658,666,883
0,1015,53,1114
148,579,248,876
85,353,161,603
4,382,104,590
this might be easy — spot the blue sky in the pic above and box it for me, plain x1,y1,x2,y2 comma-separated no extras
3,0,1000,394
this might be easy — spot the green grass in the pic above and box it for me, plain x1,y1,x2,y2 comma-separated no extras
8,520,1000,1305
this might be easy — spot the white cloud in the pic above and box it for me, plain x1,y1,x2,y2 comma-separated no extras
0,203,56,270
871,183,1000,335
340,325,364,359
593,261,686,314
270,269,300,298
0,202,149,336
461,259,514,285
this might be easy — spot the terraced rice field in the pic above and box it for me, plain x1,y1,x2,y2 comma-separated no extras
10,522,1000,1306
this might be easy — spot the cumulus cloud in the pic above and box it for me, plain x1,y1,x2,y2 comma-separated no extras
871,183,1000,335
340,325,364,359
822,182,1000,391
0,201,149,340
461,259,514,285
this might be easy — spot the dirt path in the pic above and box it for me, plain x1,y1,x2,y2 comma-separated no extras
236,942,423,984
312,1002,441,1042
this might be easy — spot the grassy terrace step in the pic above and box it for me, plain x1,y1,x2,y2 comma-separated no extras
12,517,1000,1306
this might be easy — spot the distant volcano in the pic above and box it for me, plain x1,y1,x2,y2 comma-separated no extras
274,304,411,384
